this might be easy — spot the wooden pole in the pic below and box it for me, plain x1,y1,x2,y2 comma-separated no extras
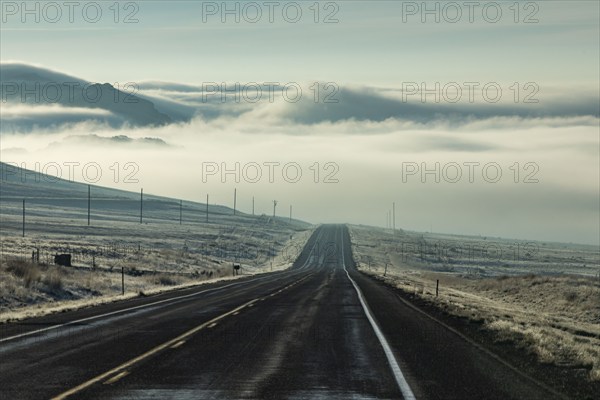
206,194,209,222
88,185,91,226
179,199,182,225
436,279,439,297
121,266,125,295
233,188,237,215
140,188,143,224
22,199,25,237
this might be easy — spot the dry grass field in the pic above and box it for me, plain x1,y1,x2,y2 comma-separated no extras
0,213,314,322
349,225,600,382
0,162,315,322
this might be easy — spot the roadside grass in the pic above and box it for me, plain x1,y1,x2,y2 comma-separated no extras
145,273,182,286
41,267,64,292
349,225,600,382
0,227,315,323
5,259,42,288
0,261,237,324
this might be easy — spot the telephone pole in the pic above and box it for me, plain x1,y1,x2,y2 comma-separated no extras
252,196,255,216
140,188,143,224
206,194,209,223
22,199,25,237
392,202,395,232
179,199,182,225
233,188,237,215
87,185,91,226
289,205,292,222
273,200,278,218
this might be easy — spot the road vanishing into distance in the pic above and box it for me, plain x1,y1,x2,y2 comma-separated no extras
0,225,567,399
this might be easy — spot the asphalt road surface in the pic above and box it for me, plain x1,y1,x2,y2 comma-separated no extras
0,225,567,399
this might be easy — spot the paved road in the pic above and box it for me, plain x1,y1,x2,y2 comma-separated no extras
0,225,567,399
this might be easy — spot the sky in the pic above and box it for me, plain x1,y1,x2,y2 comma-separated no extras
1,1,599,245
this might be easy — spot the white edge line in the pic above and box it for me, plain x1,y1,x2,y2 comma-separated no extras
340,226,417,400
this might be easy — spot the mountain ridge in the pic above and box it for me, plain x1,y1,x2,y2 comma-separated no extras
1,63,172,128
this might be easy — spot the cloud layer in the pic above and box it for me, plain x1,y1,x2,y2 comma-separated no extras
1,63,598,245
2,63,599,135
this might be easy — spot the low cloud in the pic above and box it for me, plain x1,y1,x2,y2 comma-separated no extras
1,63,598,244
48,134,170,148
0,103,126,132
3,63,599,135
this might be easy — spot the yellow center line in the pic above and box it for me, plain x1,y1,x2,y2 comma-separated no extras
102,371,129,385
50,298,259,400
51,273,313,400
170,341,186,349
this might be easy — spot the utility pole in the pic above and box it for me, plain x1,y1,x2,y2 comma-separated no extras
179,199,182,225
289,205,292,222
252,196,255,216
392,202,395,232
273,200,278,218
88,185,91,226
206,194,209,223
140,188,143,224
22,199,25,237
233,188,237,215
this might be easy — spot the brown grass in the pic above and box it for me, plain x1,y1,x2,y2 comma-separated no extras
383,272,600,382
42,268,63,291
5,259,41,288
145,273,181,286
349,225,600,382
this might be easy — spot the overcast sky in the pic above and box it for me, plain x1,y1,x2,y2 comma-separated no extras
1,1,599,245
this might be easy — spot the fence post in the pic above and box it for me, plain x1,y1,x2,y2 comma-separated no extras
436,279,439,297
121,266,125,295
